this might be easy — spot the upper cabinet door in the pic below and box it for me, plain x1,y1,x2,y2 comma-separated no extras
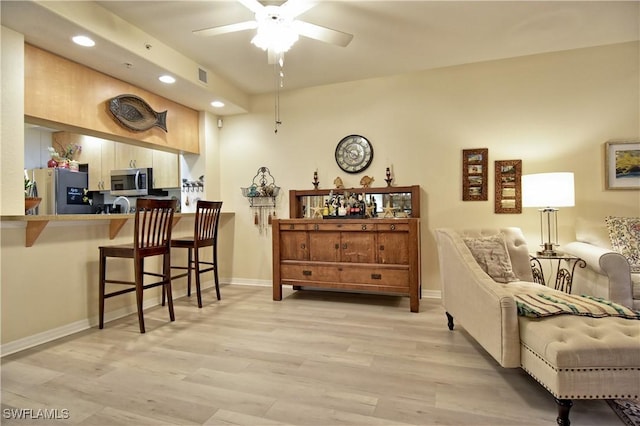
71,134,102,191
114,143,152,169
152,150,180,189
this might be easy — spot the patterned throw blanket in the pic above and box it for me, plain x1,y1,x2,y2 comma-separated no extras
515,292,640,319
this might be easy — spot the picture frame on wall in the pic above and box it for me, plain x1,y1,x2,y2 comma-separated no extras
494,159,522,214
605,140,640,190
462,148,488,201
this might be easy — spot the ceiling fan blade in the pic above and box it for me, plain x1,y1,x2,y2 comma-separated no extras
293,20,353,47
193,21,258,37
267,48,276,65
280,0,316,19
238,0,264,14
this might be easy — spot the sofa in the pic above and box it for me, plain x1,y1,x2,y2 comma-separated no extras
435,227,640,425
563,217,639,310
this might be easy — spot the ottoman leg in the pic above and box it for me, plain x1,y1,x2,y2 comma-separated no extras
446,312,454,330
555,398,573,425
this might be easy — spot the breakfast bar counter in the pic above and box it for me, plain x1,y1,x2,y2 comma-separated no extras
1,211,235,352
1,212,233,247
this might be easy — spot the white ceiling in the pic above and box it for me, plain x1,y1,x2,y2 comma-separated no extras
2,1,638,116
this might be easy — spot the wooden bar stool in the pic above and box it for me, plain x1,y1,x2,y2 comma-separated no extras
99,198,177,333
168,200,223,308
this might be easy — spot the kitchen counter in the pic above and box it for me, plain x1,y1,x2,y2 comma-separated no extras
0,212,233,247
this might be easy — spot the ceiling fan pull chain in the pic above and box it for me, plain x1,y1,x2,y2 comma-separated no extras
274,60,283,134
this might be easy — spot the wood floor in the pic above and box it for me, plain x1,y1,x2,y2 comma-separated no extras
1,285,623,425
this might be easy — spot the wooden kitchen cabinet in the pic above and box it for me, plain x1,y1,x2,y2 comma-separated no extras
115,144,179,188
53,132,114,191
272,218,421,312
152,149,180,188
50,131,178,190
114,143,152,169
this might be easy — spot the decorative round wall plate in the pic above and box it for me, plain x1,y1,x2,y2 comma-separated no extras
335,134,373,173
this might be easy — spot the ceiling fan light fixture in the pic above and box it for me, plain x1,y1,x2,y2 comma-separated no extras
251,22,299,53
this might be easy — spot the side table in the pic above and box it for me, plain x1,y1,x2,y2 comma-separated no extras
529,253,586,293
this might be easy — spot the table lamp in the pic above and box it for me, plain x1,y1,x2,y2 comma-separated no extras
522,172,575,256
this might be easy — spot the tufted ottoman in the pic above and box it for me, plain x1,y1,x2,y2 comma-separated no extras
519,314,640,425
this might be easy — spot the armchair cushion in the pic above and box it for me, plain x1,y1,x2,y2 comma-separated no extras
605,216,640,272
462,233,519,283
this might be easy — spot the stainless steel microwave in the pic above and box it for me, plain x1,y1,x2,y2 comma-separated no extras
110,168,153,196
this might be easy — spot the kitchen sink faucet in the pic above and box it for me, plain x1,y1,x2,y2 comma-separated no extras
112,196,131,214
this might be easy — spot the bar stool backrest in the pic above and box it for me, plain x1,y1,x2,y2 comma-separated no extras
194,200,223,248
135,198,177,256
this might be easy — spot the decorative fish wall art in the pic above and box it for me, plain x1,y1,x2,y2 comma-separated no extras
108,94,168,132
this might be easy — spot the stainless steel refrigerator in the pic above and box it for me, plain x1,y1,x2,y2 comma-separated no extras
28,168,92,214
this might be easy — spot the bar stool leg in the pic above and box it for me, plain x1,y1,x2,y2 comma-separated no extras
135,258,146,334
164,253,175,321
184,247,192,297
194,247,203,308
213,243,221,300
99,248,106,329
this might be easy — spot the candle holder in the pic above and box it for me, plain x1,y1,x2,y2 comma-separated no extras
385,167,393,187
312,170,320,189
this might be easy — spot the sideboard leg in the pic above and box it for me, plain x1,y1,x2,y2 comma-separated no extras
445,312,454,330
555,398,573,425
410,293,419,313
273,284,282,301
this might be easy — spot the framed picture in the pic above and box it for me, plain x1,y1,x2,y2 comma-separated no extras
494,159,522,214
462,148,488,201
605,140,640,190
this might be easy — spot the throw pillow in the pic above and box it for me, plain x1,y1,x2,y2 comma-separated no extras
605,216,640,273
462,234,519,283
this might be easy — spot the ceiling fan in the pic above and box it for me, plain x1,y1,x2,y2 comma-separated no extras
193,0,353,63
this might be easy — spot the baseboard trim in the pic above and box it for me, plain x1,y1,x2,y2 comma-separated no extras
1,318,91,358
1,279,219,357
423,289,441,299
1,280,441,357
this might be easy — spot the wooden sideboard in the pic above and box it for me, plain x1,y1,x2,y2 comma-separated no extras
272,218,421,312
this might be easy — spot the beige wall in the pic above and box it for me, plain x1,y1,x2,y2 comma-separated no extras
1,37,638,350
1,27,25,216
218,42,640,291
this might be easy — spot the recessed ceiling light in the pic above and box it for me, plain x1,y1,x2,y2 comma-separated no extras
211,101,225,108
159,75,176,84
72,35,95,47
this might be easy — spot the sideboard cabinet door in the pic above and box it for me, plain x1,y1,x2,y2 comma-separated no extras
279,229,309,261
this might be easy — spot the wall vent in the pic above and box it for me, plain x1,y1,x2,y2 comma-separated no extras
198,68,208,84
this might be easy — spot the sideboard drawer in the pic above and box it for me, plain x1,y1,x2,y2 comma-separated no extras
340,267,409,288
281,264,339,282
377,222,409,232
283,223,308,231
311,223,376,232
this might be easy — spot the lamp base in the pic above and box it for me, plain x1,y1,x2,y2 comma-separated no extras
537,243,558,257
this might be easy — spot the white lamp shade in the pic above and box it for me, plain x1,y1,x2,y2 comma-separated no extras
522,172,575,207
